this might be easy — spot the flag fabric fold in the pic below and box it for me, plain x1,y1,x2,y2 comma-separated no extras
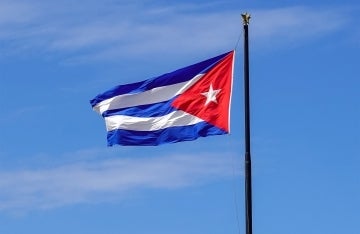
90,50,235,146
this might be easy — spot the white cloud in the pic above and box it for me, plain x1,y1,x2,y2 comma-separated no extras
251,6,349,47
0,106,46,124
0,1,38,25
0,1,351,62
0,151,239,212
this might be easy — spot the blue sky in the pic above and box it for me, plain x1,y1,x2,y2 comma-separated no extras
0,0,359,233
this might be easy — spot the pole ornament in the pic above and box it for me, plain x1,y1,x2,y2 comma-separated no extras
241,13,251,25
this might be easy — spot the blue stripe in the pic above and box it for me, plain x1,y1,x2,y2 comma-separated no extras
90,51,232,107
106,121,227,146
102,99,177,118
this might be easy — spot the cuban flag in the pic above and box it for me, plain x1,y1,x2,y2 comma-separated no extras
90,50,235,146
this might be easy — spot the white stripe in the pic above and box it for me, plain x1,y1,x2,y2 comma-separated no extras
228,51,235,133
94,74,203,114
104,110,204,132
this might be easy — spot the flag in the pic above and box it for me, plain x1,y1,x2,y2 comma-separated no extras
90,50,235,146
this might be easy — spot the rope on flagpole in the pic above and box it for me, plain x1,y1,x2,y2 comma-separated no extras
234,13,244,50
234,22,243,51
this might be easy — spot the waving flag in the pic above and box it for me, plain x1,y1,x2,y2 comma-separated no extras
90,51,235,146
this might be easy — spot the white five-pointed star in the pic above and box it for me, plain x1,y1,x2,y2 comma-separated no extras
201,84,221,106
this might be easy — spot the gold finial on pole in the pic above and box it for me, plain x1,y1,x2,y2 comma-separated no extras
241,13,251,25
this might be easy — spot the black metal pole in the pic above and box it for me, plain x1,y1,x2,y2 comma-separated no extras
242,13,252,234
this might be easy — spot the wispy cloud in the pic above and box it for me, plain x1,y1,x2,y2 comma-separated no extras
0,150,239,213
0,105,46,124
0,1,352,62
251,6,350,48
0,1,38,25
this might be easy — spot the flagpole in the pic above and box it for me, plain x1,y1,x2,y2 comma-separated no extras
242,13,252,234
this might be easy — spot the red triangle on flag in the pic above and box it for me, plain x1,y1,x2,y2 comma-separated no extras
171,51,234,132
